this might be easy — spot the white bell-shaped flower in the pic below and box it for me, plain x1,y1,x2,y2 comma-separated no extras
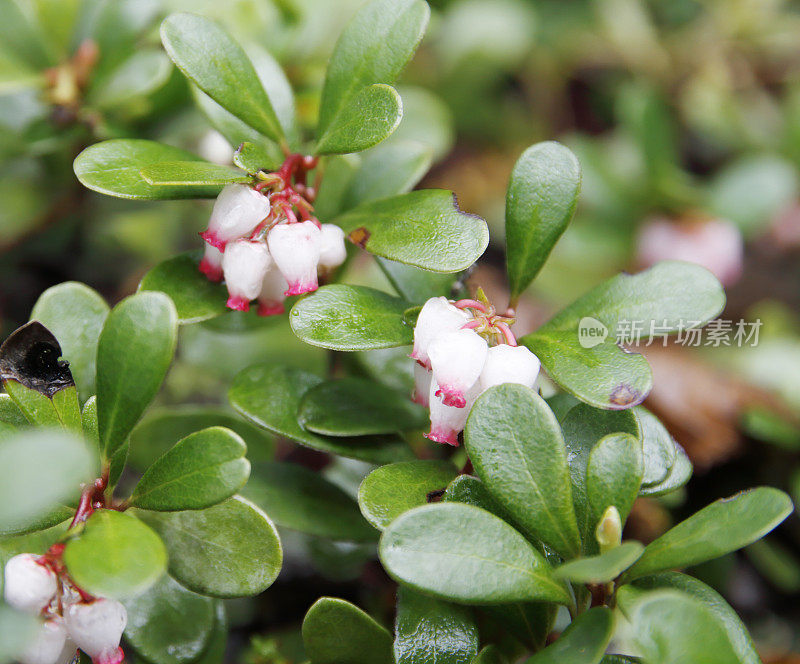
257,264,289,317
65,599,127,664
3,554,57,614
428,328,488,408
479,344,540,392
19,618,76,664
200,184,270,250
412,363,432,408
425,379,479,446
410,297,471,369
198,243,224,282
318,223,347,269
222,239,272,312
267,220,321,296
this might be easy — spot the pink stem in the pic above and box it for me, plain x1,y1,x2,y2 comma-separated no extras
495,322,518,346
454,299,488,313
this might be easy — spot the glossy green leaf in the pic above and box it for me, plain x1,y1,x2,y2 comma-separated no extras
377,258,457,304
358,460,458,530
624,590,740,664
0,505,73,539
130,427,250,511
0,429,94,535
380,503,571,605
30,282,109,401
299,377,427,436
624,487,793,582
139,251,229,325
555,541,644,584
303,597,393,664
316,84,402,155
137,496,282,598
464,385,581,558
234,142,278,175
629,572,760,664
63,510,167,599
128,406,274,471
193,602,227,664
443,475,515,524
0,603,38,664
2,380,61,428
0,394,25,428
471,646,508,664
96,291,178,458
140,161,250,187
521,262,725,409
243,461,375,542
586,432,643,531
230,364,412,463
482,603,556,652
638,442,691,497
316,0,429,138
395,586,478,664
161,13,284,143
89,49,171,109
123,574,216,664
506,142,581,298
634,407,675,486
334,190,489,272
524,608,613,664
74,139,222,200
290,285,413,351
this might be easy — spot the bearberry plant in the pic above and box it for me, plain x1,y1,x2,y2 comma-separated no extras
0,1,794,664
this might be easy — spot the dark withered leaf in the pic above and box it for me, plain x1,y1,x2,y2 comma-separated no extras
0,321,74,397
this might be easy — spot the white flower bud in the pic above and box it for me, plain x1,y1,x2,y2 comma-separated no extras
65,599,127,664
267,220,321,296
201,184,270,250
425,379,479,446
198,242,224,282
479,344,540,392
3,554,57,614
410,297,471,369
318,223,347,269
412,363,432,408
222,239,272,311
19,618,76,664
257,264,289,317
596,505,622,554
428,329,488,408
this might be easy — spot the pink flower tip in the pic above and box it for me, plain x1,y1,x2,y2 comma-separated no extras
284,281,318,296
226,295,251,312
435,387,467,408
424,429,460,446
257,301,285,317
198,258,223,282
200,230,226,251
95,648,125,664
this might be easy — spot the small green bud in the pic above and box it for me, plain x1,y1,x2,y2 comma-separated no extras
595,505,622,553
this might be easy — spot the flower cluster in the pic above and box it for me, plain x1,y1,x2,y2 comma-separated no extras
411,295,541,446
198,155,346,315
4,551,126,664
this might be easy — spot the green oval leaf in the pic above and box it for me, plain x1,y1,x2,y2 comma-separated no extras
96,291,178,459
524,608,613,664
624,487,793,582
139,161,250,187
506,142,581,298
395,586,478,664
334,190,489,273
161,13,284,143
316,0,429,138
316,84,402,155
443,475,515,524
290,285,413,351
299,377,427,436
63,510,167,599
123,574,216,664
0,430,93,535
229,364,412,463
30,282,109,401
555,541,644,584
586,432,643,531
243,461,375,542
380,503,570,605
358,460,458,530
303,597,393,664
74,139,221,200
638,442,691,497
129,426,250,511
137,496,281,598
464,385,581,559
634,407,675,487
